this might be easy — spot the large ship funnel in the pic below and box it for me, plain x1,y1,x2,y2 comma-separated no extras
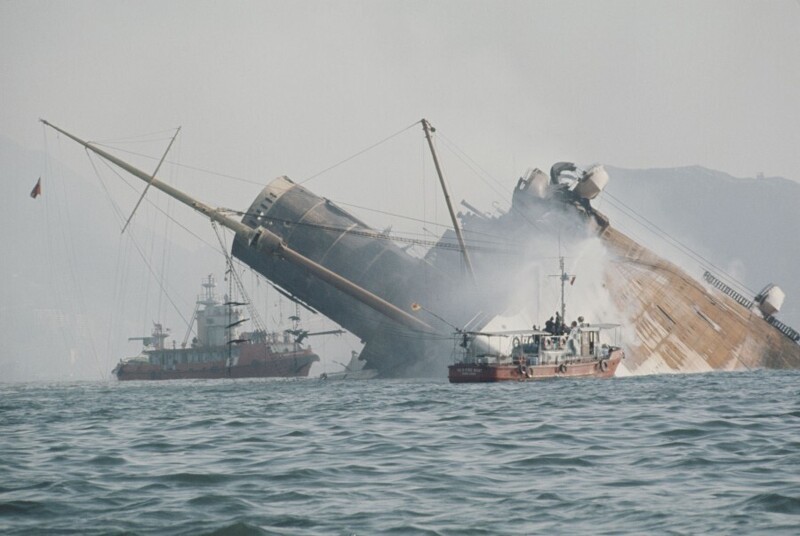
40,120,434,338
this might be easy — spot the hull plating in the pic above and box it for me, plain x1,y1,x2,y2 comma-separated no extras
449,351,623,383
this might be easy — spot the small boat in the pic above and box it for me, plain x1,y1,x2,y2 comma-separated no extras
448,256,624,383
319,351,378,381
447,325,624,383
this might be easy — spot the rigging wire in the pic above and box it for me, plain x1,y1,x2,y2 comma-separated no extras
90,151,325,333
86,153,193,331
90,142,265,186
156,135,182,322
601,190,758,296
91,126,181,144
41,127,88,376
297,120,422,185
224,209,526,255
211,221,267,333
436,132,512,204
43,129,106,380
91,126,509,244
333,200,512,242
93,155,225,256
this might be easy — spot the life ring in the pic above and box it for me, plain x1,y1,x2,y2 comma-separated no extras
513,337,521,349
543,338,553,350
598,359,609,372
558,363,567,374
527,366,535,378
518,364,527,376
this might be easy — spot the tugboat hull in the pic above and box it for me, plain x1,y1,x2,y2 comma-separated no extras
448,350,624,383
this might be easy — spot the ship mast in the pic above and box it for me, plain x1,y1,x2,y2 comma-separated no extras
421,119,475,281
549,255,572,329
40,119,435,335
559,256,567,324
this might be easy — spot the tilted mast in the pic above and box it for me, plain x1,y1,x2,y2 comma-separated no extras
40,119,434,334
421,118,475,281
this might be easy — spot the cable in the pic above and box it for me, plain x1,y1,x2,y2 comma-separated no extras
298,120,422,185
87,153,194,330
437,132,511,204
90,142,265,186
602,190,757,296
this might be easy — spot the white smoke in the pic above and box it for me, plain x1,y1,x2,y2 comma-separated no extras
459,189,641,362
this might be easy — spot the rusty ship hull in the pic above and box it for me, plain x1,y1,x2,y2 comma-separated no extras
449,351,623,383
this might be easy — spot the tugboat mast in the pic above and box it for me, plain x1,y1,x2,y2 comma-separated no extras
559,256,567,325
550,255,572,328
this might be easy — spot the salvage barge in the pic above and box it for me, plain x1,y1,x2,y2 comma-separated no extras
112,275,319,381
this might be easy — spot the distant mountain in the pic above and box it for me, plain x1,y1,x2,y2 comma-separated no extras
602,165,800,331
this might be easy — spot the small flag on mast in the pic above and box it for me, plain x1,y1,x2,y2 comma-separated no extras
569,276,576,286
30,177,42,199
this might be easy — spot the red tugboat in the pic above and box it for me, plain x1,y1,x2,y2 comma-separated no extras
448,256,624,383
448,325,624,383
112,275,323,381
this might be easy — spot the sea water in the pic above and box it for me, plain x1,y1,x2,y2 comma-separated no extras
1,370,799,535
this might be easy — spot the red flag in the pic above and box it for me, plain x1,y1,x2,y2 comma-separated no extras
570,276,576,286
30,177,42,199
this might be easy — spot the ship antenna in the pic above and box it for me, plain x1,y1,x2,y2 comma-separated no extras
421,119,475,282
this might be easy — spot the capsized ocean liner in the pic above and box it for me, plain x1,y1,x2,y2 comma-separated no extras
112,275,320,381
43,119,800,378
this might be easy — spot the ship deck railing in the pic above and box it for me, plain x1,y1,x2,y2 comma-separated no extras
766,316,800,344
703,271,755,310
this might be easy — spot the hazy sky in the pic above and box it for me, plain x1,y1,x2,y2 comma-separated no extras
3,0,800,185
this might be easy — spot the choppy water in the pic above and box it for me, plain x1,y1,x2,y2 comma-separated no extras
1,370,799,535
